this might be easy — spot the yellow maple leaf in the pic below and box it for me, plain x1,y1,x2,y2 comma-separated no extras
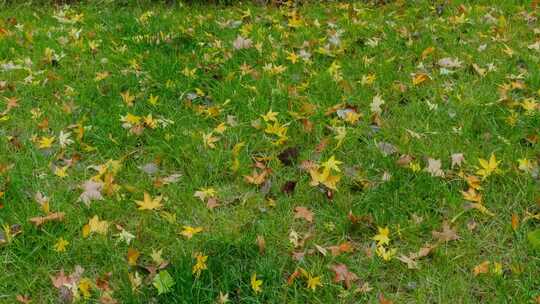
306,274,322,291
38,136,55,149
54,166,69,178
180,225,203,239
214,122,227,134
135,192,163,210
127,247,140,266
286,51,299,64
412,73,429,86
54,237,69,252
473,261,490,276
202,132,220,149
321,156,342,172
461,188,482,203
261,110,278,122
476,153,500,179
192,253,208,278
120,91,135,106
79,278,92,299
83,215,109,238
148,94,159,106
376,245,396,261
194,188,216,202
250,273,263,293
373,226,390,246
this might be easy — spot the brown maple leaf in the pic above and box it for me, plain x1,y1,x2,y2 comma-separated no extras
294,206,314,223
29,212,65,227
330,263,358,289
328,241,355,256
432,222,459,242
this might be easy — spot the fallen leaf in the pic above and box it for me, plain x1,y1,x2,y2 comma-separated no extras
278,147,299,166
281,180,297,195
16,295,31,304
256,235,265,254
29,212,65,227
135,192,163,210
78,180,104,206
511,213,519,231
127,248,140,266
473,261,490,276
180,225,203,239
451,153,465,168
425,158,444,177
432,222,459,242
328,241,354,256
330,263,358,289
294,206,314,223
232,35,252,50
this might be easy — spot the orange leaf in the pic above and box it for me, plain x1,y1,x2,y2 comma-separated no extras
127,248,140,266
511,213,519,231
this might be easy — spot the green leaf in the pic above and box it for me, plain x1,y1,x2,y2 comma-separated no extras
527,229,540,251
152,270,175,295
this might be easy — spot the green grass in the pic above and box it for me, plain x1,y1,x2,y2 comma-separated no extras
0,1,539,303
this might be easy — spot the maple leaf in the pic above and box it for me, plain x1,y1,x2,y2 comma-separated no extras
437,57,462,69
373,226,391,246
432,222,459,242
127,248,140,266
425,158,444,177
451,153,465,168
328,241,354,256
464,202,495,217
50,269,72,289
294,206,313,223
232,35,252,50
15,295,31,304
330,263,358,289
461,188,482,203
261,110,279,122
397,254,418,269
370,95,385,114
38,136,55,149
54,237,69,252
473,261,490,276
244,168,270,185
120,91,135,107
194,188,216,202
476,153,500,179
376,246,396,261
152,270,174,295
83,215,109,237
135,192,163,210
306,274,322,291
79,278,92,299
412,73,429,85
180,225,203,239
78,180,104,206
377,142,397,156
115,227,135,245
29,212,65,227
202,132,220,149
321,155,342,172
192,253,208,278
250,273,263,293
217,292,229,304
34,192,50,213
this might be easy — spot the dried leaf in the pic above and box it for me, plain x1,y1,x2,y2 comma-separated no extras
29,212,65,227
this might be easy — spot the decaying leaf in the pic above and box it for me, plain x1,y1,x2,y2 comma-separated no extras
29,212,65,227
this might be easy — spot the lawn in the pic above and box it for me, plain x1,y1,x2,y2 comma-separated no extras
0,0,539,303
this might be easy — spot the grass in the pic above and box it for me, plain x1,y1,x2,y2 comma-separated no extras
0,0,539,303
